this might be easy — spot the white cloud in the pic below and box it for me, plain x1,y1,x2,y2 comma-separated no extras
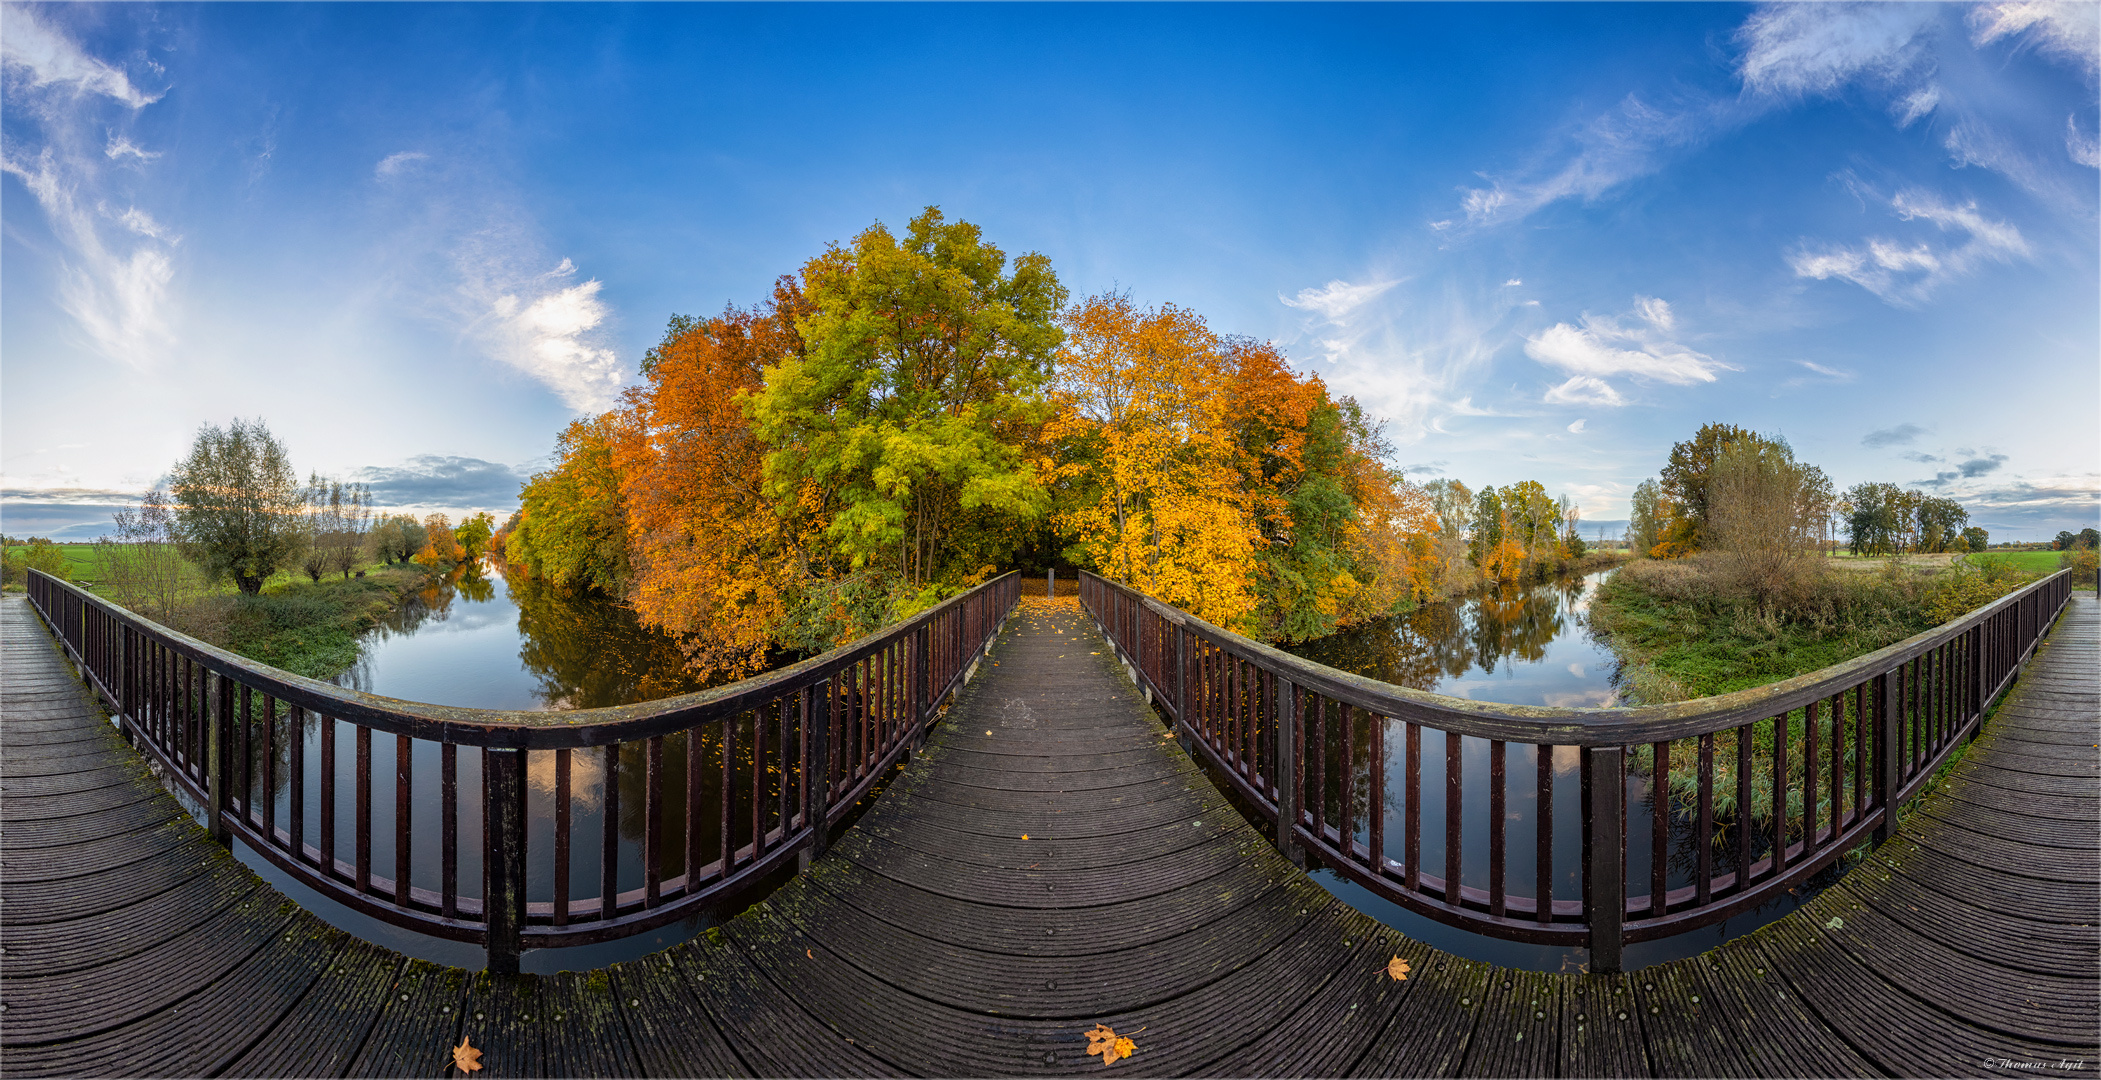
376,151,429,179
1543,376,1626,408
2,148,176,368
1524,295,1730,404
1969,1,2101,78
104,134,158,162
1278,275,1509,442
1893,85,1941,127
0,6,161,109
1502,278,1522,287
1566,418,1587,434
1736,3,1937,97
1280,278,1399,323
485,260,625,412
1790,188,2029,305
0,11,177,369
2069,115,2101,168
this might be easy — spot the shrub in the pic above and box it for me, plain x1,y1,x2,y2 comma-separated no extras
1923,556,2035,625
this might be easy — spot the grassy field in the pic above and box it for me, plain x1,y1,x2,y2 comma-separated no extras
1967,550,2076,575
3,541,370,595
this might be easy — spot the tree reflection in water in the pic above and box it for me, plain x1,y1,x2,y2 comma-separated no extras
1283,569,1616,706
507,572,718,709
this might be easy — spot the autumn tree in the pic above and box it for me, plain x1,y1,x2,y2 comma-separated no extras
456,512,496,563
371,513,427,565
1048,292,1259,629
1658,421,1756,551
510,412,636,591
1962,526,1989,553
617,285,836,673
169,418,306,594
749,207,1066,608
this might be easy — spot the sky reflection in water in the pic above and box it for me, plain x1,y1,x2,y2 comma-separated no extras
1282,567,1622,708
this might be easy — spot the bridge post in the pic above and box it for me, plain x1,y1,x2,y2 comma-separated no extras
1585,746,1625,973
483,747,527,975
802,682,831,873
1274,676,1303,866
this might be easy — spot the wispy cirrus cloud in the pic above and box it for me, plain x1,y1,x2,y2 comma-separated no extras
1862,423,1927,448
1279,274,1513,443
375,150,428,179
1,7,177,369
1789,188,2030,305
1524,296,1730,407
1440,3,2095,236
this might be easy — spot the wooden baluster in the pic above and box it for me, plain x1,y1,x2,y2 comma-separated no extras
554,748,571,924
356,726,373,894
1735,724,1752,888
1536,743,1553,924
1696,733,1714,907
442,743,459,920
1339,703,1356,859
1444,732,1463,906
602,743,622,919
261,696,277,837
289,707,305,859
1853,682,1868,829
1309,692,1326,838
1650,740,1669,917
1803,700,1820,855
1489,739,1506,918
645,736,664,908
1771,713,1789,873
779,696,794,835
1405,722,1421,893
688,725,708,881
720,713,736,875
320,716,336,877
1370,713,1386,875
751,696,767,860
395,734,413,905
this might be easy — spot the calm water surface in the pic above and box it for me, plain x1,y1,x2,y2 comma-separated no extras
1272,567,1836,973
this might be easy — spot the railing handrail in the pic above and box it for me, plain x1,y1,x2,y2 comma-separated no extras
1085,566,2074,744
25,568,1015,748
24,565,1022,972
1079,564,2076,971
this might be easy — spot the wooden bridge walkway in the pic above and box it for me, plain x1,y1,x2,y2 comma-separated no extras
2,591,2096,1077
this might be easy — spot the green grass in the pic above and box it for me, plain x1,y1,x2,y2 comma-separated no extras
217,568,426,678
1966,550,2072,574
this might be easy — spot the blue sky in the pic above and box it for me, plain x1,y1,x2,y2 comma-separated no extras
5,2,2096,543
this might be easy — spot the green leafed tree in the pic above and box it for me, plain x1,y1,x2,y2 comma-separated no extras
169,418,307,594
748,206,1067,602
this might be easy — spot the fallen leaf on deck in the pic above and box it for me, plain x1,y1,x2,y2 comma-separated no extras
807,949,814,958
1085,1024,1137,1066
1021,834,1030,840
452,1036,483,1073
1824,916,1844,930
1387,956,1411,981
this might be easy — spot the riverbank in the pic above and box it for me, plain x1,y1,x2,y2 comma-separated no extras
1587,553,2034,705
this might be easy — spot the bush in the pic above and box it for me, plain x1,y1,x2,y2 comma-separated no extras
2,540,74,587
1923,557,2035,625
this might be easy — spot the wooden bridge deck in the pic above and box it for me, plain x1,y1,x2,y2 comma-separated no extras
2,591,2095,1077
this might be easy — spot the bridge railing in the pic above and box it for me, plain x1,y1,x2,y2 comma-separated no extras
1080,566,2073,971
25,567,1018,972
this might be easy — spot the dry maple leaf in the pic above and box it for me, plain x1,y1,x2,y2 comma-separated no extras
1387,956,1411,981
1021,834,1030,840
452,1036,483,1073
1085,1024,1137,1067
